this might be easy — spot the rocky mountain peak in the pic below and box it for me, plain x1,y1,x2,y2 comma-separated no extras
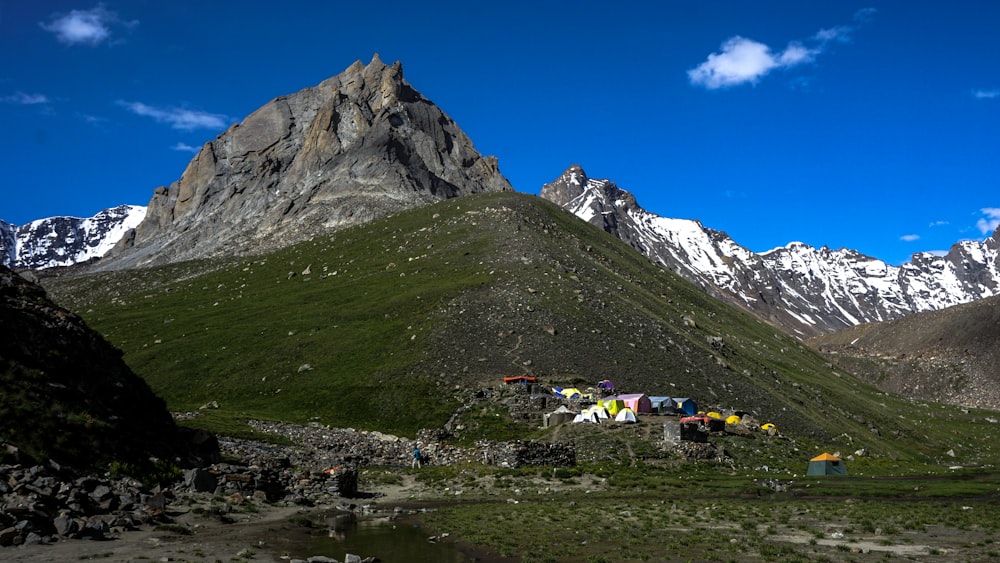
540,164,589,206
103,56,512,270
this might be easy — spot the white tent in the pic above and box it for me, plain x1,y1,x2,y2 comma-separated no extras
615,408,637,423
582,405,610,420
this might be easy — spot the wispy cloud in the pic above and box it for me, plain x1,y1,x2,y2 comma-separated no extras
900,234,920,242
40,4,136,47
2,92,50,105
171,142,200,153
688,7,876,89
928,220,949,227
117,101,230,131
973,89,999,99
78,113,108,126
976,208,1000,235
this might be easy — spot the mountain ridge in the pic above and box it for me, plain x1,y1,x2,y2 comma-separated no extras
541,164,1000,337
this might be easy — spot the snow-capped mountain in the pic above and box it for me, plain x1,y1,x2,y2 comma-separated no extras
0,205,146,270
541,165,1000,337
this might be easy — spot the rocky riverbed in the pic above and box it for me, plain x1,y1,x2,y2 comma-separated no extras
0,417,575,561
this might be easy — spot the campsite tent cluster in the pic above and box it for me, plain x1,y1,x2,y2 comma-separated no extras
543,381,777,434
505,376,846,474
504,377,779,441
544,386,700,426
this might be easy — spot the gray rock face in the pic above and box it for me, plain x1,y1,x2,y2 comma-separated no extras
542,165,1000,337
105,55,512,269
0,222,14,268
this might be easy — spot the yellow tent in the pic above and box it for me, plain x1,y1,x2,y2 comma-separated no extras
598,398,624,416
761,423,778,434
558,387,583,399
725,415,741,425
706,411,723,419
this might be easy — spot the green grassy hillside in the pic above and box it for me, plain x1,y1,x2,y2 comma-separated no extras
42,193,1000,466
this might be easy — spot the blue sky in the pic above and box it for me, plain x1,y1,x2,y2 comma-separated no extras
1,1,997,265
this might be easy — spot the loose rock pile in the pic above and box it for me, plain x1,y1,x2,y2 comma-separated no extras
242,421,479,468
672,442,729,461
240,420,577,470
0,451,175,547
476,439,576,468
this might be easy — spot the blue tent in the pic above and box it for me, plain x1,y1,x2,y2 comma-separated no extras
649,396,674,414
673,397,697,415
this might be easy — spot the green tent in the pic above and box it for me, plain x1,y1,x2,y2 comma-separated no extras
807,452,847,476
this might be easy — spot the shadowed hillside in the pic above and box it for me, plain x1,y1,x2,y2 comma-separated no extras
809,294,1000,409
0,266,190,470
40,192,1000,465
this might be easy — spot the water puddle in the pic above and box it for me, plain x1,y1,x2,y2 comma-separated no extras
302,514,469,562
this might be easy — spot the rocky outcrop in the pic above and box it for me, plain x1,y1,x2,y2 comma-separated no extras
105,55,512,269
0,222,14,268
542,165,1000,337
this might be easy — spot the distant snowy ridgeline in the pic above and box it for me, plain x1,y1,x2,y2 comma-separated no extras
1,205,146,270
547,167,1000,335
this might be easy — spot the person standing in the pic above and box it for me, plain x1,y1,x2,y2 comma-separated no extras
412,446,422,468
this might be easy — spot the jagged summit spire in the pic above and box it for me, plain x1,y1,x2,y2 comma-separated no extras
562,164,588,187
366,53,402,76
539,164,590,207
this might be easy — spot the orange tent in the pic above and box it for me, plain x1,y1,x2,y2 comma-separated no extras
504,376,538,384
807,452,847,476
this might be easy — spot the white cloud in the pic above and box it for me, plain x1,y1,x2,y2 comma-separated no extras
78,113,107,125
688,8,875,90
928,220,949,227
973,89,999,99
1,92,50,105
853,7,878,24
900,234,920,242
688,37,817,89
976,208,1000,235
40,4,135,46
171,142,200,153
118,101,229,131
814,26,852,44
777,42,817,66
